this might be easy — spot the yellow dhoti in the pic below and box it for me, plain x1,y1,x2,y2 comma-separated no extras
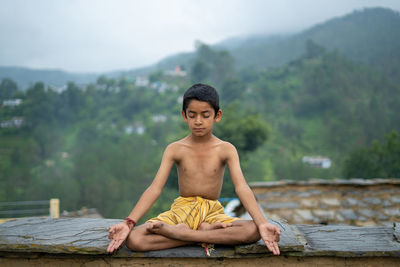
147,196,240,230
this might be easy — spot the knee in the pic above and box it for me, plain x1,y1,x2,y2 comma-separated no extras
125,230,149,252
242,221,261,244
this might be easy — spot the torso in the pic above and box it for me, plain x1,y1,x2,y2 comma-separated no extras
172,136,228,200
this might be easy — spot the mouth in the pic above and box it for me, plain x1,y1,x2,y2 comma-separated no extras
193,128,204,131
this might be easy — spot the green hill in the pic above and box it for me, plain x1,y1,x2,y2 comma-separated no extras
1,6,400,219
231,7,400,75
0,66,99,90
3,7,399,90
157,7,400,78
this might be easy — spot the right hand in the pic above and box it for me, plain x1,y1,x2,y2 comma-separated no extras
106,222,131,253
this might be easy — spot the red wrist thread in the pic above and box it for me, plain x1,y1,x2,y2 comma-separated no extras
124,217,137,229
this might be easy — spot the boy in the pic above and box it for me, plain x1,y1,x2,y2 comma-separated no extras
107,83,281,255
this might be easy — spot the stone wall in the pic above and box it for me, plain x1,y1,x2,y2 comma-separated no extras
250,178,400,226
1,217,400,266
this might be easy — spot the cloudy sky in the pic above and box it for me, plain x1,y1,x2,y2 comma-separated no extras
1,0,399,73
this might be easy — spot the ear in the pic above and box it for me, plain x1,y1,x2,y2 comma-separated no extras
181,110,188,122
214,109,222,123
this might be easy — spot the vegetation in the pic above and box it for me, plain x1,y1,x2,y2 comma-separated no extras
343,131,400,179
1,7,399,220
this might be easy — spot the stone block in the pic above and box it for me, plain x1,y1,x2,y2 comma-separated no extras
298,192,311,197
383,208,400,217
391,196,400,204
261,202,299,210
338,209,358,220
300,199,318,208
296,223,400,256
358,209,376,218
291,213,304,224
255,191,281,200
313,210,336,220
356,220,377,227
377,212,388,220
335,213,345,222
296,209,314,221
342,198,366,207
276,210,294,221
321,198,341,206
381,187,396,193
363,197,381,205
383,200,392,207
342,189,360,196
357,216,368,221
307,189,322,195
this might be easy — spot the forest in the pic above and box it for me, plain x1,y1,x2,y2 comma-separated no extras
1,8,399,221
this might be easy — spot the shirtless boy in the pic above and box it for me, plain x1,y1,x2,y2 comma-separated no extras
107,83,281,255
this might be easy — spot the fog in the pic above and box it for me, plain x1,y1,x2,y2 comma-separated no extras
1,0,399,72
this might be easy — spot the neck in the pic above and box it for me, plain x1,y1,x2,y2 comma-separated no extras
188,132,214,143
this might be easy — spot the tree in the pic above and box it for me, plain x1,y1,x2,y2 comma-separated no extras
190,60,210,83
190,44,235,86
220,77,245,105
0,78,18,101
214,102,269,155
342,131,400,178
304,39,326,59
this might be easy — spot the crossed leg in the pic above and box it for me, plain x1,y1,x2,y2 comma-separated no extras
126,220,260,251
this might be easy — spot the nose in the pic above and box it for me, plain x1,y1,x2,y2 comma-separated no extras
195,115,202,125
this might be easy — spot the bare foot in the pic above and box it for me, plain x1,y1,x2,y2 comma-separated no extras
146,222,189,240
198,222,233,231
146,221,164,233
176,223,190,230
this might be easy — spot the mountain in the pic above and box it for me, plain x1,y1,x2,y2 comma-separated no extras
156,7,400,78
230,7,400,73
0,66,99,90
2,7,400,89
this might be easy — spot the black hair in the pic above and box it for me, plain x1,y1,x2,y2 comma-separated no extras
182,83,220,117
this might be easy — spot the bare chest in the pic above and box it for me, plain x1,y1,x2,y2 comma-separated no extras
176,149,225,178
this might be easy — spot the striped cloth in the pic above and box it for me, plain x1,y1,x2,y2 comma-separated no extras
147,196,240,230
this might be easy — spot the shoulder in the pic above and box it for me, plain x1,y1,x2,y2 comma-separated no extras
219,140,236,151
217,140,239,160
163,138,189,158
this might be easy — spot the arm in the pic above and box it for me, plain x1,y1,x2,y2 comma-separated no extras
225,143,281,255
107,144,175,253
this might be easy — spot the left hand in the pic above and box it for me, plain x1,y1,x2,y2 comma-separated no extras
258,222,281,255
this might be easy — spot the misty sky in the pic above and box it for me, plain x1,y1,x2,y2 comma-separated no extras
1,0,400,73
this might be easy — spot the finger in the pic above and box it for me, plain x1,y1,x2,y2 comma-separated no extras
109,232,115,240
112,239,123,252
107,240,115,253
273,242,280,255
267,241,277,255
109,240,118,253
275,232,281,242
265,241,274,253
266,241,279,255
115,239,124,250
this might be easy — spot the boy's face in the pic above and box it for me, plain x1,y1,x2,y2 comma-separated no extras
182,99,222,137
